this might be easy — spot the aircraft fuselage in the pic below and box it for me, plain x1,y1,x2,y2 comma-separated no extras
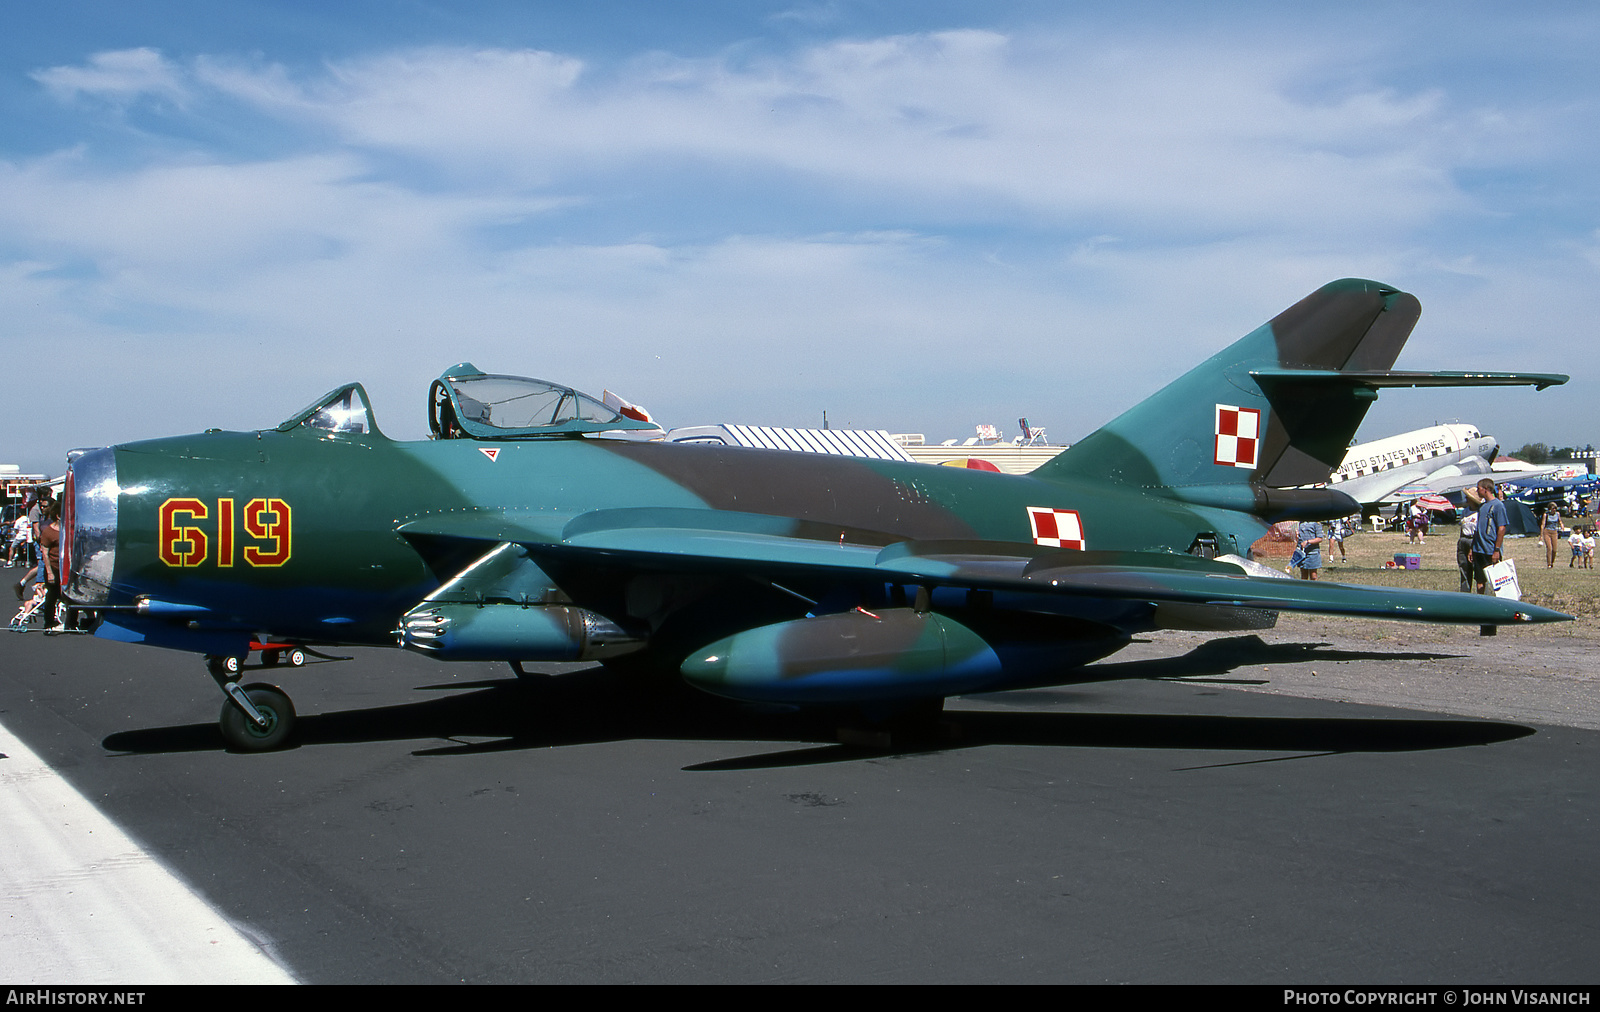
69,425,1266,658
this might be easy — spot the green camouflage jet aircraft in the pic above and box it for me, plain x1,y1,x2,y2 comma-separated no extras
60,278,1568,750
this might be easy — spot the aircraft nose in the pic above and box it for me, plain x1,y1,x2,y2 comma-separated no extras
64,447,119,606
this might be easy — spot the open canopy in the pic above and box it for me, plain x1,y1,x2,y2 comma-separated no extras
428,362,658,439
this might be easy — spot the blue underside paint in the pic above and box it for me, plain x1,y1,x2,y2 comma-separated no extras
96,616,252,657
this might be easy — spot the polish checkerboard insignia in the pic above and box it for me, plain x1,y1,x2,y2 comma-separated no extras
1214,404,1261,468
480,448,500,462
1027,507,1085,550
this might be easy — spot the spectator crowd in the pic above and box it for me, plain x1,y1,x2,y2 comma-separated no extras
7,486,63,631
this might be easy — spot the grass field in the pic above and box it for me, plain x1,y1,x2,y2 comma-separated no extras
1254,521,1600,641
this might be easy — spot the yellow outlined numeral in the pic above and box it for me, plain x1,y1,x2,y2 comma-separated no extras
216,498,235,568
158,498,209,567
242,498,292,567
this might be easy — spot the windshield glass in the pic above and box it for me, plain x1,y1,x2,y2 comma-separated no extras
306,387,371,433
277,383,379,436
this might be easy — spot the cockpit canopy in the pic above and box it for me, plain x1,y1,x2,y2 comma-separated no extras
276,364,656,441
428,362,657,439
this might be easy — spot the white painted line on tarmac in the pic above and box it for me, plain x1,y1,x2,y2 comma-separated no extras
0,720,297,984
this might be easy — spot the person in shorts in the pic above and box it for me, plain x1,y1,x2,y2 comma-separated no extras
1457,491,1481,594
1541,503,1561,568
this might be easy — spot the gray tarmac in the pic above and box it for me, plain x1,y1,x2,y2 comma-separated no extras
0,620,1596,984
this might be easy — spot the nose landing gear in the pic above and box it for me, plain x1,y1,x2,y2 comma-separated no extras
207,655,297,751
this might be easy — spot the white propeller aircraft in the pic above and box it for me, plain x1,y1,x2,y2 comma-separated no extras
1319,423,1556,505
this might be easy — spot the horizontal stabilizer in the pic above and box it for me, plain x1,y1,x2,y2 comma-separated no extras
1248,369,1567,485
1251,369,1568,393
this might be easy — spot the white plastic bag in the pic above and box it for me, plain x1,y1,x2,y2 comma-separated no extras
1485,558,1521,601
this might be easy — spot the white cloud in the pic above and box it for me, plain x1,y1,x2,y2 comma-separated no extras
32,48,188,106
167,32,1494,235
5,23,1598,473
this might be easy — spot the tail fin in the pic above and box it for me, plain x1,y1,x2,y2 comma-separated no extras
1035,279,1419,492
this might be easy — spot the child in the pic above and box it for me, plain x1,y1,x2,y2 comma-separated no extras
11,580,47,630
1329,517,1350,562
1407,501,1428,544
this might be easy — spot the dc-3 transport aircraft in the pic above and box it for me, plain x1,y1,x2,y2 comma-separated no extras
60,279,1570,750
1320,422,1506,506
1315,421,1578,507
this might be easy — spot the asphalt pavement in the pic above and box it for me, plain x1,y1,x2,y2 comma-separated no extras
0,625,1595,984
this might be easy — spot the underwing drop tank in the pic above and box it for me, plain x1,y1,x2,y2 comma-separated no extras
680,608,1003,704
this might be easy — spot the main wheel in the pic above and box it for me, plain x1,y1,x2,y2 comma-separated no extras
219,684,297,751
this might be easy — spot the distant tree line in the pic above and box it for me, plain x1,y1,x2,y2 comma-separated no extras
1512,443,1596,464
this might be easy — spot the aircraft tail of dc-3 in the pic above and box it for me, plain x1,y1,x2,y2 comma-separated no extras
60,278,1569,749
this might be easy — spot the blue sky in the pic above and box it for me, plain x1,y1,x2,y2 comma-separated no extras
4,1,1598,474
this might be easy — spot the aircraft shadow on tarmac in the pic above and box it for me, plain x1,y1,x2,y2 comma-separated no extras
100,635,1530,768
1080,632,1465,683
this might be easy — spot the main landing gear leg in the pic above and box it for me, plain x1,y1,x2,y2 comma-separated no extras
208,655,297,751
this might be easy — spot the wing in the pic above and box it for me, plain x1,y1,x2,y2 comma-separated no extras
1371,457,1497,503
395,505,1567,703
404,506,1566,625
1497,467,1587,488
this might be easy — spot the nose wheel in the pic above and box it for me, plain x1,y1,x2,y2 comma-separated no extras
207,656,297,751
217,683,297,751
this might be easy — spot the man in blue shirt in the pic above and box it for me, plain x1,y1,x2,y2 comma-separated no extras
1472,479,1509,595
